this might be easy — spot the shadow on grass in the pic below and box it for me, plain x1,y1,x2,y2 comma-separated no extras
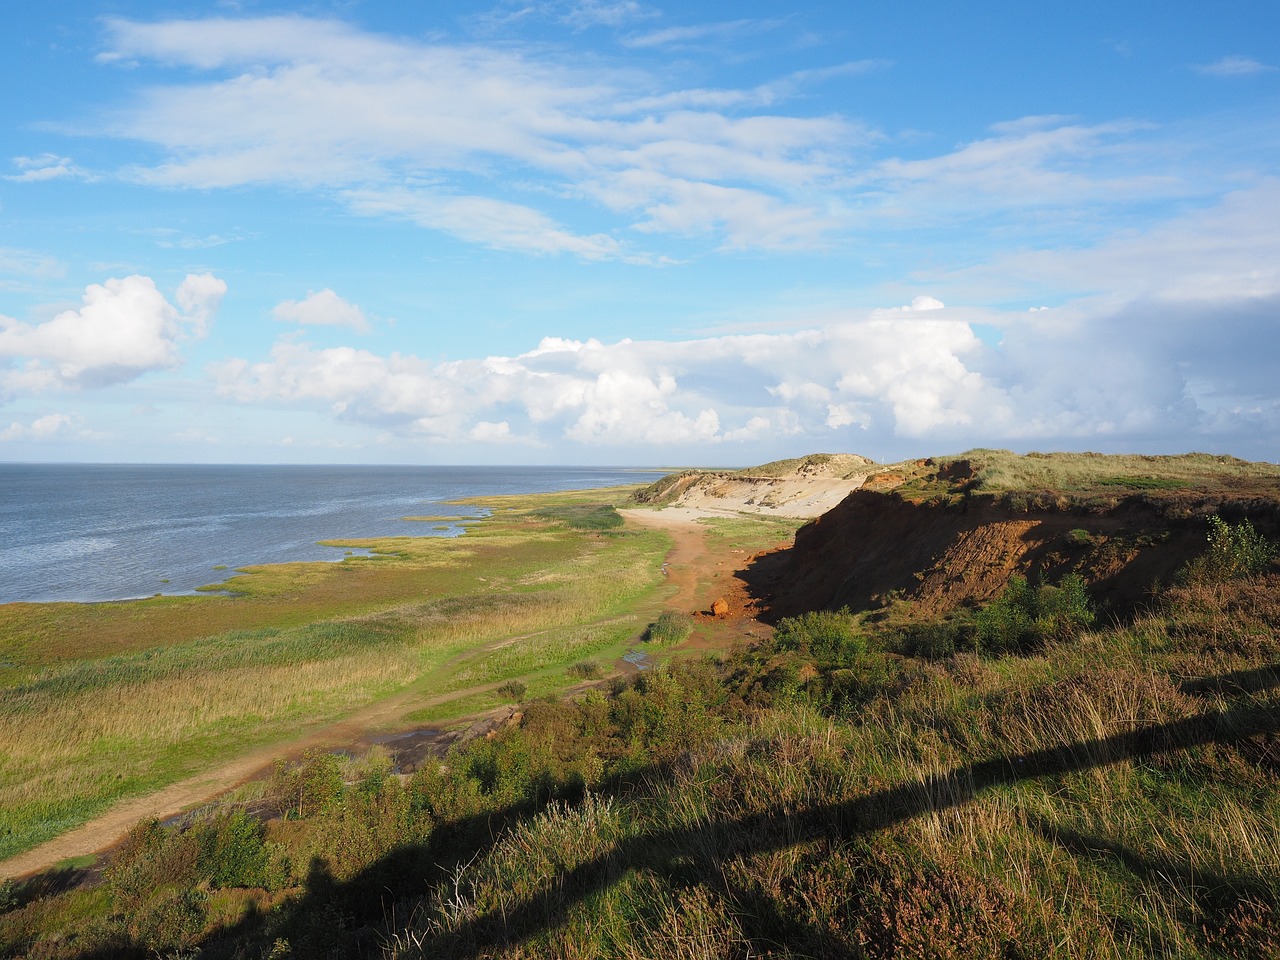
199,667,1278,959
42,663,1278,958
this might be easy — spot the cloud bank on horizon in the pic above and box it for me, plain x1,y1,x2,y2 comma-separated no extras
1,1,1277,464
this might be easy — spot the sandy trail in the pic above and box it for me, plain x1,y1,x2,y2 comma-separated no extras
619,508,714,613
0,508,730,882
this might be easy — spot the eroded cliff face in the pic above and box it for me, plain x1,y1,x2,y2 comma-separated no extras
758,488,1279,620
633,453,878,518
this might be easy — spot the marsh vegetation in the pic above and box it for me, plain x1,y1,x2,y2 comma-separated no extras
0,487,667,863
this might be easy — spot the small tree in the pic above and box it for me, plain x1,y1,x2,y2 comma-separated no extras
1183,515,1275,582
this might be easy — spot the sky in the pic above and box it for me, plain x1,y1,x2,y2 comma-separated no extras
1,1,1278,466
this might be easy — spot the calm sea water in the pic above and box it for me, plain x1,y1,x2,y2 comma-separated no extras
0,464,652,604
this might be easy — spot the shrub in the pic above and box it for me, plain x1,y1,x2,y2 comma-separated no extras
197,811,273,889
896,617,970,660
973,574,1094,655
567,660,603,680
1182,515,1275,582
498,679,527,700
645,611,693,645
270,750,345,820
106,819,201,916
774,608,866,662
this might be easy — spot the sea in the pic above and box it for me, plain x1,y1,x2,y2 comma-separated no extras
0,464,655,604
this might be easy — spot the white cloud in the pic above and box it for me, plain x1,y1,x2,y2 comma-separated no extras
211,310,1005,449
207,247,1280,456
1194,55,1276,77
273,289,369,333
861,119,1181,222
0,273,225,391
344,189,631,261
469,420,513,441
75,18,1227,264
0,412,75,442
92,15,863,254
559,1,656,29
175,273,227,338
870,295,945,318
5,154,90,183
945,179,1280,304
622,18,783,50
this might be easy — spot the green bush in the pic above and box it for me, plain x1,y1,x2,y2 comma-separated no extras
645,611,693,645
973,574,1094,655
498,679,528,700
106,819,201,916
269,750,345,820
567,660,603,680
774,608,866,662
1183,515,1275,582
197,811,273,889
896,618,970,660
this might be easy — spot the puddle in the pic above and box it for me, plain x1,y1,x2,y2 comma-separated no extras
622,649,654,670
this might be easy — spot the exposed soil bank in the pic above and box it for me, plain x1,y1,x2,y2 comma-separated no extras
756,487,1280,621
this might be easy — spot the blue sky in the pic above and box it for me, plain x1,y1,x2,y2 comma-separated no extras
1,1,1278,465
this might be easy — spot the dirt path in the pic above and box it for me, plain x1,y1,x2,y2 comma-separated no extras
0,509,757,881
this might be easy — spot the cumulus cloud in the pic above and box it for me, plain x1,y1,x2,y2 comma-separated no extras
0,412,76,442
212,311,1007,450
208,253,1280,457
469,420,513,442
870,295,945,318
0,273,225,391
273,289,369,332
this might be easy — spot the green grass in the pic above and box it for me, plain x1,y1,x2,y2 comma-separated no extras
8,470,1278,959
960,449,1280,493
645,612,693,646
698,513,807,554
0,486,668,862
529,503,625,531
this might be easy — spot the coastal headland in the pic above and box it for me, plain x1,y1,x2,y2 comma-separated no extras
3,450,1279,959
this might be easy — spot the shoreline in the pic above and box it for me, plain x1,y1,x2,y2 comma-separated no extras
0,466,652,607
0,484,684,872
